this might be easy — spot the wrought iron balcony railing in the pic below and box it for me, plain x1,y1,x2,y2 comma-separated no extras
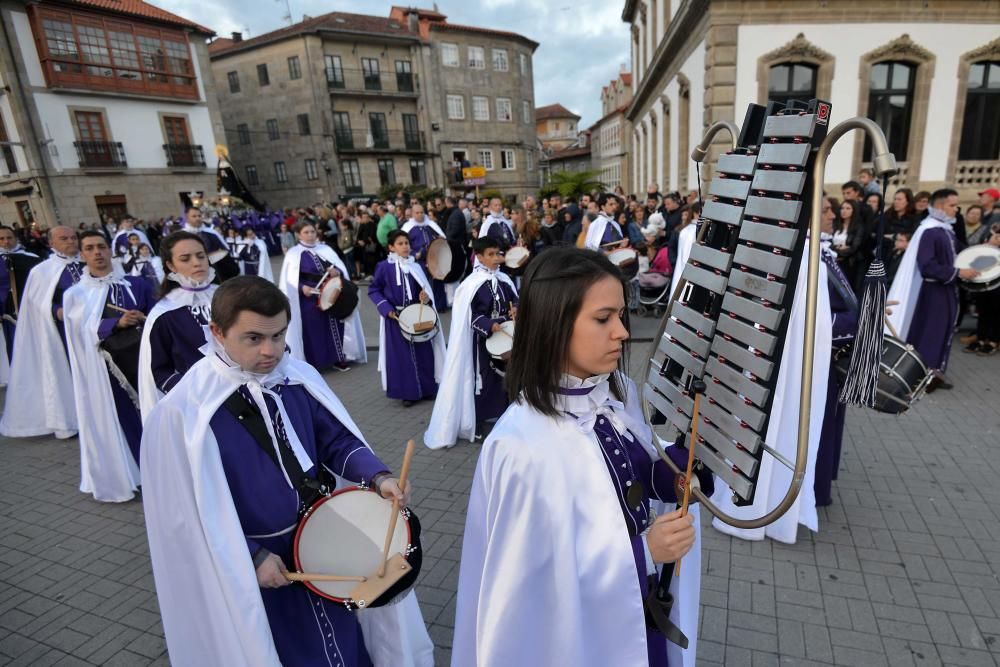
333,129,426,153
325,67,417,95
74,141,127,168
163,143,206,168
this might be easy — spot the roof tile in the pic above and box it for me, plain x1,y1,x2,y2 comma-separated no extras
66,0,213,33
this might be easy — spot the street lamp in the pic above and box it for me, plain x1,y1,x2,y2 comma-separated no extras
218,187,231,207
188,190,203,207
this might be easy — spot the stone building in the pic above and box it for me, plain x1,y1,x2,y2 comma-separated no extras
208,6,539,206
622,0,1000,199
590,70,633,192
0,0,223,228
535,103,581,152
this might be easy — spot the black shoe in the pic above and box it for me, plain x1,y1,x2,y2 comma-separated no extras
932,371,953,390
976,342,998,357
402,400,415,408
963,341,981,353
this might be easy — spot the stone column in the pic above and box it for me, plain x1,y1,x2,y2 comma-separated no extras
701,21,738,185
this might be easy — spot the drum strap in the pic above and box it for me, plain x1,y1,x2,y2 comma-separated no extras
220,390,329,510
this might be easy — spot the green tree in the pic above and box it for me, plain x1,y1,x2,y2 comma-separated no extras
546,169,606,199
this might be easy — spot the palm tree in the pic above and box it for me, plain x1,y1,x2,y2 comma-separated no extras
546,169,606,199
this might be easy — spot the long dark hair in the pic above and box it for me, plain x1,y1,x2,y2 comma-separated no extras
505,247,630,416
159,231,207,297
837,199,862,231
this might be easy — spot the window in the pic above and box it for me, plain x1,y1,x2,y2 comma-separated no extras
236,123,250,145
501,149,515,170
274,161,287,183
522,100,531,124
341,159,362,193
468,46,485,69
378,158,396,186
257,63,269,86
333,111,352,149
287,56,301,80
361,58,380,91
519,53,528,76
959,61,1000,160
492,48,508,72
479,149,494,170
767,63,816,108
369,112,388,149
245,164,258,185
227,71,240,93
402,114,421,150
395,60,413,92
0,114,19,173
266,118,279,140
472,95,490,121
297,113,310,136
526,149,534,171
409,159,427,185
305,158,319,180
496,97,512,122
447,94,465,120
865,61,914,161
441,43,459,67
162,115,190,150
325,54,344,88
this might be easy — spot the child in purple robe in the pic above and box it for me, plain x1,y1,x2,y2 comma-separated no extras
400,205,449,310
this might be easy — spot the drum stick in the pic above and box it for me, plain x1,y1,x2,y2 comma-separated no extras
106,304,146,321
883,314,900,340
284,572,367,583
675,381,705,577
378,439,415,578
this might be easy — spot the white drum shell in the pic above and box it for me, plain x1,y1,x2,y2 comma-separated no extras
608,248,639,267
955,245,1000,292
505,247,530,269
484,320,515,359
397,304,439,343
426,238,452,280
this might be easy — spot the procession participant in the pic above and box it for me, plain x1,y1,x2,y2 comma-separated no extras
368,230,445,407
453,247,713,667
711,236,832,543
137,232,217,420
63,231,155,502
0,226,82,439
583,193,625,250
181,206,238,281
400,204,449,309
425,236,517,448
123,240,163,287
814,196,860,507
240,227,274,282
887,188,978,390
142,276,434,667
479,197,516,250
111,216,150,257
0,225,42,380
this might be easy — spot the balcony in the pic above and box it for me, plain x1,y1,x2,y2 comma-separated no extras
74,141,127,169
333,130,426,154
954,160,1000,192
163,144,206,168
324,67,418,96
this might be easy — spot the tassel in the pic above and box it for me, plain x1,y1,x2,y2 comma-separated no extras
838,259,886,406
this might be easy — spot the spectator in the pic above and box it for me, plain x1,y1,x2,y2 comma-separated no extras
662,192,683,233
979,187,999,225
279,223,294,254
885,230,910,285
539,209,563,247
443,196,468,247
914,190,931,220
858,167,881,196
338,215,356,278
965,205,990,245
376,204,398,248
832,198,867,295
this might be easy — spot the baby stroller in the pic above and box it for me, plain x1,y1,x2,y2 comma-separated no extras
635,246,672,317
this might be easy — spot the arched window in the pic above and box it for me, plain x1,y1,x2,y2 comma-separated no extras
959,61,1000,160
865,61,914,161
767,63,817,107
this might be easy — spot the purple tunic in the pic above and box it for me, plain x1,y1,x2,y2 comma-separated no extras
298,250,348,369
469,278,518,423
368,261,438,401
906,227,959,371
52,261,85,345
97,276,157,463
148,298,212,393
406,224,448,311
240,242,262,276
210,383,389,667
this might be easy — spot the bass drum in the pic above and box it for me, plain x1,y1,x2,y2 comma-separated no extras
425,238,452,281
444,241,468,283
325,278,359,320
834,336,933,414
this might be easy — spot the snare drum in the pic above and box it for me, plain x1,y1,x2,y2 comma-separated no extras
504,246,531,277
317,276,359,320
293,487,422,609
484,320,514,362
834,336,932,414
397,303,438,343
955,245,1000,292
425,238,452,281
608,247,640,280
208,249,240,281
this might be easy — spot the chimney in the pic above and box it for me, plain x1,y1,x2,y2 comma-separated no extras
407,11,418,33
231,31,243,42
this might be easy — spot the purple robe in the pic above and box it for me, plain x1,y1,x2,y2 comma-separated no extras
469,279,518,423
0,252,42,359
601,221,624,245
906,227,959,371
240,242,262,276
148,302,211,393
98,276,157,463
368,261,437,401
210,383,389,667
52,261,85,345
298,250,347,369
190,228,228,254
407,224,448,311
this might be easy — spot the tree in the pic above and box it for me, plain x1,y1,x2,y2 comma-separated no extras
546,169,606,199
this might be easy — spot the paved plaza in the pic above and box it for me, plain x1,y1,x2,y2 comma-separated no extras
0,293,998,666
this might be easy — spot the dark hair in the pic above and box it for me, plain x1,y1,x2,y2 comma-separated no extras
506,247,629,416
889,188,916,218
387,229,409,246
966,204,985,217
473,236,500,254
838,199,862,227
930,188,958,206
211,276,290,335
596,193,619,208
78,229,106,245
841,180,863,196
159,231,207,297
0,225,14,235
914,190,931,202
292,220,316,236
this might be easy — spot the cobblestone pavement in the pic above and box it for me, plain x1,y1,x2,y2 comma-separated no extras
0,291,998,665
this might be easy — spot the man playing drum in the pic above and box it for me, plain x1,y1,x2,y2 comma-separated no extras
142,276,433,667
425,237,519,448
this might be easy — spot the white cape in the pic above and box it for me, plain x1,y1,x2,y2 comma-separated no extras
479,214,514,240
400,219,446,239
584,213,622,250
0,248,38,387
424,267,516,449
711,243,831,543
885,217,953,339
453,375,677,666
376,258,446,392
0,255,78,436
279,243,367,364
670,223,697,297
249,238,274,282
112,228,151,254
142,349,433,667
137,284,217,421
183,223,229,246
63,269,140,502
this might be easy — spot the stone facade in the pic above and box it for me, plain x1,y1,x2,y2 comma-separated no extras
591,71,633,191
536,103,581,152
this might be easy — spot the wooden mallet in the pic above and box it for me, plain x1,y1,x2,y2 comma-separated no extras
675,378,706,577
377,439,415,578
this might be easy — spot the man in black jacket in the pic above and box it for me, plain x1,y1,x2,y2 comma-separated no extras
443,196,468,247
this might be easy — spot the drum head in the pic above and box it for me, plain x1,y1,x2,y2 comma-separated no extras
485,320,515,358
398,304,438,342
294,488,410,603
319,278,342,310
505,247,530,269
426,238,452,280
956,245,1000,291
608,248,639,280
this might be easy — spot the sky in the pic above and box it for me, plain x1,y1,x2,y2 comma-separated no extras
159,0,631,127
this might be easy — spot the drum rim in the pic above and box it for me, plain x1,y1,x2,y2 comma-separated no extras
485,320,515,357
955,245,1000,282
397,303,439,335
292,485,413,604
